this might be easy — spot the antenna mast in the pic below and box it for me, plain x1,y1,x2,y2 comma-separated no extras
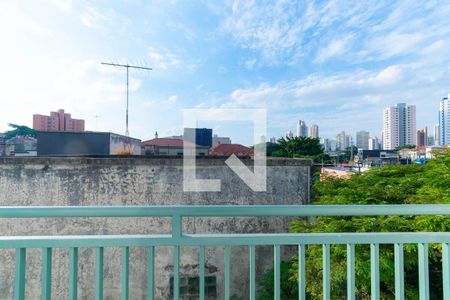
101,62,152,136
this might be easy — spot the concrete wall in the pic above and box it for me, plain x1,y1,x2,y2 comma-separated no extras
0,157,311,299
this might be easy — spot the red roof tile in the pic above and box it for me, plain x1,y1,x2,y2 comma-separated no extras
209,144,253,157
142,138,201,148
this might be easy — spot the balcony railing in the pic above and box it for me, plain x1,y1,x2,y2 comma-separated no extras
1,204,450,300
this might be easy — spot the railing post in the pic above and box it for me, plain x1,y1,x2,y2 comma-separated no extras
274,245,281,300
41,247,52,300
418,243,429,300
14,248,26,300
249,245,256,300
200,246,206,300
172,214,182,300
121,246,129,300
347,244,355,300
224,245,231,300
69,247,78,300
371,244,379,300
394,243,404,300
323,244,330,300
443,243,450,300
95,247,104,300
147,246,154,300
298,244,306,300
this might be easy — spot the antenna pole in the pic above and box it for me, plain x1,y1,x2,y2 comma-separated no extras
126,66,129,137
101,62,152,137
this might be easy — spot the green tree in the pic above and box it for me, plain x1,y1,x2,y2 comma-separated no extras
261,149,450,299
273,136,330,163
3,124,37,139
395,144,416,150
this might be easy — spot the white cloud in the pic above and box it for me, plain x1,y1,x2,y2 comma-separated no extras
314,35,353,63
80,6,114,29
147,47,189,70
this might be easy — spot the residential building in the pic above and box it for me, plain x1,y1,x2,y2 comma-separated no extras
286,130,293,138
212,134,231,147
382,103,416,150
142,138,208,156
434,124,440,145
309,124,319,138
336,131,351,151
184,128,213,148
269,137,276,143
296,120,308,137
356,131,370,150
321,138,330,152
33,109,85,132
416,127,428,147
439,96,450,145
368,137,381,150
209,144,253,157
37,131,141,155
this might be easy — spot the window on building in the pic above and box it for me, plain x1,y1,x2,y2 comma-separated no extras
170,276,216,298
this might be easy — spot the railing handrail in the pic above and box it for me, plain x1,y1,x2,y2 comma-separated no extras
0,204,450,218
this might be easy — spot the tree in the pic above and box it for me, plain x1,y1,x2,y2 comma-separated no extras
395,144,416,150
3,124,37,139
260,149,450,299
272,136,332,163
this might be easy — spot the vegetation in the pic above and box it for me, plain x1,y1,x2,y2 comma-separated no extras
270,136,331,163
395,144,416,150
259,149,450,299
2,124,37,139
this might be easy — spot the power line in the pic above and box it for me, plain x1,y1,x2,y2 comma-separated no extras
101,62,152,137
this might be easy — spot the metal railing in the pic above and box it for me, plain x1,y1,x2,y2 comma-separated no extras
1,204,450,300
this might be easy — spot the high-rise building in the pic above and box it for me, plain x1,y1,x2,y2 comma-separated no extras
368,137,381,150
382,103,416,150
356,131,370,150
416,127,428,147
439,95,450,145
336,131,351,151
184,128,213,148
33,109,85,132
309,124,319,138
212,134,231,147
434,124,440,145
296,120,308,137
269,137,276,143
321,138,330,152
286,130,293,138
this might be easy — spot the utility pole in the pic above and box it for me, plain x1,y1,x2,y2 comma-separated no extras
101,62,152,137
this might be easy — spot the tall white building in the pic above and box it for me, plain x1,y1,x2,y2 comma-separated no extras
439,96,450,145
296,120,308,137
368,137,381,150
434,124,440,145
336,131,352,151
356,131,370,150
382,103,416,150
286,130,293,138
309,124,319,138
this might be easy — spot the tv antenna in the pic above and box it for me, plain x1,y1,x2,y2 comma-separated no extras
101,62,152,137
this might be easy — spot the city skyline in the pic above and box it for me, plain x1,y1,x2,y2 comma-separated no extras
1,1,450,145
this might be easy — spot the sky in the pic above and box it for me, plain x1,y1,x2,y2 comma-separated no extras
1,0,450,145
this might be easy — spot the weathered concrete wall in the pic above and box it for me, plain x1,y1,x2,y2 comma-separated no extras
0,157,311,299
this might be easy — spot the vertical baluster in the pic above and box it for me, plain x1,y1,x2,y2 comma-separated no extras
41,248,52,300
274,245,281,300
147,246,154,300
69,247,78,300
121,247,129,300
249,245,256,300
224,245,231,300
199,246,205,300
347,244,355,300
14,248,26,300
443,243,450,300
298,244,306,300
370,244,380,300
95,247,104,300
323,244,330,300
418,243,429,300
394,243,404,300
173,246,180,300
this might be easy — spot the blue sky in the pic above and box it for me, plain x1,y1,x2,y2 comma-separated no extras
1,0,450,145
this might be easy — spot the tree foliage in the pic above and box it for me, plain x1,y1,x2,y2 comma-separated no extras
271,136,330,163
261,149,450,299
3,124,37,139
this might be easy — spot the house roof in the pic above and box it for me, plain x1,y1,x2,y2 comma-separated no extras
209,144,253,157
141,138,202,148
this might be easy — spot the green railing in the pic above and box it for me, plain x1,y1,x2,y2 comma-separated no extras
1,204,450,300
